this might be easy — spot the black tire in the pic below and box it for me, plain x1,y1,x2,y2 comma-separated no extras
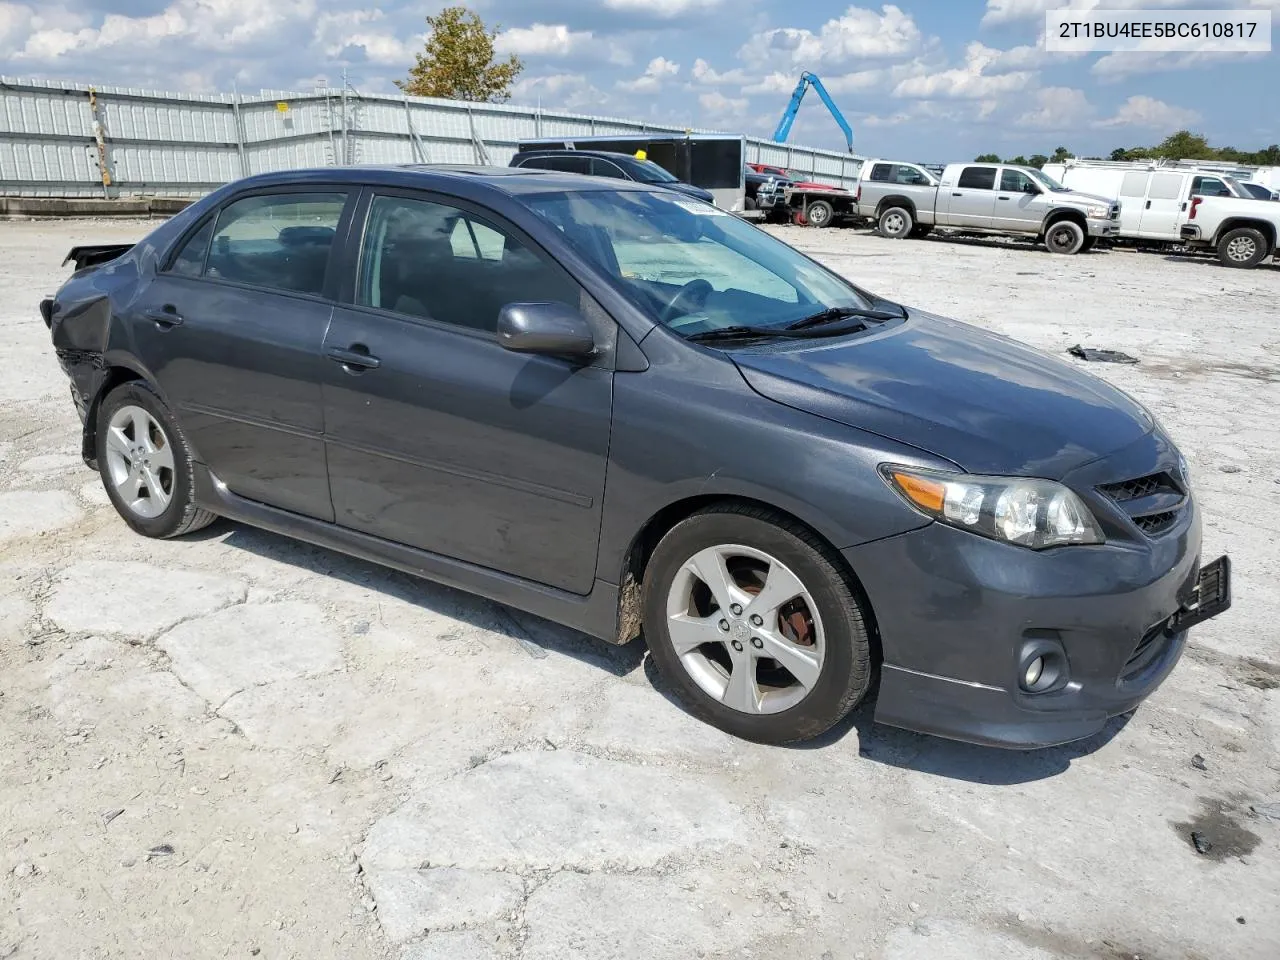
744,195,758,212
641,505,873,744
1217,227,1268,268
1044,220,1085,255
878,206,913,239
909,224,933,239
805,199,835,229
96,380,217,539
1080,236,1096,253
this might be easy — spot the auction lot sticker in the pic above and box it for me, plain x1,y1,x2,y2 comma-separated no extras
1046,8,1272,52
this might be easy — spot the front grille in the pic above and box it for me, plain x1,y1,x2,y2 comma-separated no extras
1110,205,1120,220
1099,472,1180,502
1098,470,1186,538
1121,622,1173,681
1134,511,1179,535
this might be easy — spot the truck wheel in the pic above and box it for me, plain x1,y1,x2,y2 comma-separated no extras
878,206,913,239
642,504,873,744
1080,236,1096,253
1217,227,1267,268
805,200,835,228
1044,220,1085,255
745,196,758,212
909,224,932,239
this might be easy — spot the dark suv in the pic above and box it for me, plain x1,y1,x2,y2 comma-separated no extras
509,149,716,204
41,166,1229,749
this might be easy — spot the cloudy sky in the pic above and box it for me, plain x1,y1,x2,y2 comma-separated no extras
0,0,1275,159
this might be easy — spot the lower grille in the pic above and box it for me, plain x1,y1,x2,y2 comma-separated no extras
1134,511,1179,535
1121,621,1174,681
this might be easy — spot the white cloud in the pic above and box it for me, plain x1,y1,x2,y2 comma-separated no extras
739,4,922,67
1095,95,1201,129
893,42,1036,99
604,0,723,16
1014,86,1094,129
981,0,1206,27
511,72,610,111
690,58,750,85
617,55,679,92
1091,48,1264,79
495,24,592,58
313,11,417,66
699,89,748,117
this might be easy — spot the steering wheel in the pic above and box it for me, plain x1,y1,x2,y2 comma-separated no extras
660,279,714,326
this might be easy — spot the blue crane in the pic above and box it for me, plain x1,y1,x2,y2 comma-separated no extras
772,72,854,153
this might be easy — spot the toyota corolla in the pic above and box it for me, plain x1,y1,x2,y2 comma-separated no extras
40,166,1230,747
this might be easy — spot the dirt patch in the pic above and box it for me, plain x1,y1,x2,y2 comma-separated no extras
1171,796,1263,863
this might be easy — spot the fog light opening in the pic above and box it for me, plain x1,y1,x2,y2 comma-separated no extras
1017,639,1067,694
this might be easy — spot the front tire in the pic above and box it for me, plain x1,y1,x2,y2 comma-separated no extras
805,199,835,228
1044,220,1085,255
878,206,913,239
96,380,217,539
641,505,873,744
1217,227,1267,268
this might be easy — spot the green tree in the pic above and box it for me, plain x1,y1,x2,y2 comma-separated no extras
1007,154,1029,166
1152,130,1214,160
1027,154,1048,169
1050,145,1072,163
396,6,523,103
974,153,1001,162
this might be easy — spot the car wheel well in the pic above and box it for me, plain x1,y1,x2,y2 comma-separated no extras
1041,209,1087,233
82,366,144,465
1216,218,1276,250
876,196,916,218
616,494,881,663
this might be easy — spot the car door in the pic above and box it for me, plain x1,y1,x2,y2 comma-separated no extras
992,168,1045,231
319,188,614,595
940,166,997,227
1117,171,1149,235
1137,172,1185,239
129,188,353,521
890,164,939,223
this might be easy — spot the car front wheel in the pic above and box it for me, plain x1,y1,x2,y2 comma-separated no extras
96,380,217,539
1217,227,1268,268
878,206,914,239
1044,220,1085,255
642,505,873,744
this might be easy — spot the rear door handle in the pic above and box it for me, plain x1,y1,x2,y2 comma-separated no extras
997,195,1010,200
327,344,381,371
1145,200,1152,209
952,192,963,197
145,308,183,328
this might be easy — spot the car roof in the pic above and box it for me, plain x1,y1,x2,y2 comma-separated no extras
514,149,643,162
213,164,655,198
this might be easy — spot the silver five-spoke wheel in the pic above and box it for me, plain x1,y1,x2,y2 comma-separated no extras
103,404,175,519
665,543,824,715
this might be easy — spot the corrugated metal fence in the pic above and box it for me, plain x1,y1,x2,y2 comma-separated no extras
0,77,863,199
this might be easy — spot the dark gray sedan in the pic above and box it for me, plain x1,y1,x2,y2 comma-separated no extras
41,166,1230,747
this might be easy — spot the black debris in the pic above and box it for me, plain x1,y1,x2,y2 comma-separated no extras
1190,754,1207,772
1191,832,1213,855
1068,345,1139,364
102,808,125,827
146,843,175,859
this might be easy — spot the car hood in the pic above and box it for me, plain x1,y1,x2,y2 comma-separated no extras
732,311,1153,479
1058,189,1114,207
660,181,717,203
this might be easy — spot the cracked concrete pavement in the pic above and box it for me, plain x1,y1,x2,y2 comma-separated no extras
1,220,1278,959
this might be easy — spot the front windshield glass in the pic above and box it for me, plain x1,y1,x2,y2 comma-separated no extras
1025,168,1070,192
521,190,871,335
630,159,680,184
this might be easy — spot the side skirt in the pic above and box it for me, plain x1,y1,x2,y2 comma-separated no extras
192,463,624,643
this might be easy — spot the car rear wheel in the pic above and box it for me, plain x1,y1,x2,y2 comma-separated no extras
805,200,835,228
642,505,873,744
878,206,913,239
909,224,932,239
1217,227,1267,268
96,380,217,539
1044,220,1085,255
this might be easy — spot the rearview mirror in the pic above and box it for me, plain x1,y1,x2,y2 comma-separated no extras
497,302,596,359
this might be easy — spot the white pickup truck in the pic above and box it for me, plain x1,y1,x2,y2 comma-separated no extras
855,160,1118,255
1179,194,1280,268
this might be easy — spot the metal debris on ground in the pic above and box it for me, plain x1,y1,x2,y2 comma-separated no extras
1067,345,1139,364
145,843,175,859
1190,832,1213,855
1190,754,1207,771
101,807,124,826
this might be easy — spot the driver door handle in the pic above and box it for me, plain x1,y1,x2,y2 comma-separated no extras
998,195,1011,200
145,307,183,328
327,344,381,371
952,192,963,197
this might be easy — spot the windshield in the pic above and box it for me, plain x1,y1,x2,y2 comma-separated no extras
521,189,872,336
1025,168,1070,193
629,159,680,184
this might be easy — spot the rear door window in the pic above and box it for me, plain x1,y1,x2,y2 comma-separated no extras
204,192,347,296
957,167,997,190
1120,172,1149,198
589,158,629,179
1147,174,1183,200
869,164,892,182
892,164,930,185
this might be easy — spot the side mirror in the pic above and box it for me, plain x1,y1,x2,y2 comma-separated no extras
497,302,596,359
1024,183,1041,195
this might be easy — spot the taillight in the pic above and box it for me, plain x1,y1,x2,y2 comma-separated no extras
855,185,861,202
1189,196,1202,220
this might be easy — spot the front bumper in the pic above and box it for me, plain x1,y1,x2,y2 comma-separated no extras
1087,217,1116,237
845,489,1215,749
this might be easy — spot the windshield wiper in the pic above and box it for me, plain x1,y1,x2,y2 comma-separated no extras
785,306,902,331
685,325,788,343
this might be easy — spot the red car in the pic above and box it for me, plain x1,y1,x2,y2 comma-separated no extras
748,163,840,192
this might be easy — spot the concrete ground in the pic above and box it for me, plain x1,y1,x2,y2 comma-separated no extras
1,219,1278,960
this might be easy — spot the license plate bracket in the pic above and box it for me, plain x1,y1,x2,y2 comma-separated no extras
1168,555,1231,634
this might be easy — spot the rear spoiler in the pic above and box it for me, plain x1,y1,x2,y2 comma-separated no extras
63,244,135,270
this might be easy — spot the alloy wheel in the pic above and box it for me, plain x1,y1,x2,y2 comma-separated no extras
1227,236,1257,262
664,544,825,715
103,404,176,519
883,212,905,235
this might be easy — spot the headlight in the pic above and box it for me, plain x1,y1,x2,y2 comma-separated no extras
1084,205,1109,219
881,465,1105,549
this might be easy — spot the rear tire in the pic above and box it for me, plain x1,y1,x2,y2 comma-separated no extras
909,224,932,239
641,505,873,744
805,200,835,229
1044,220,1085,255
1217,227,1267,268
96,380,217,539
878,206,913,239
